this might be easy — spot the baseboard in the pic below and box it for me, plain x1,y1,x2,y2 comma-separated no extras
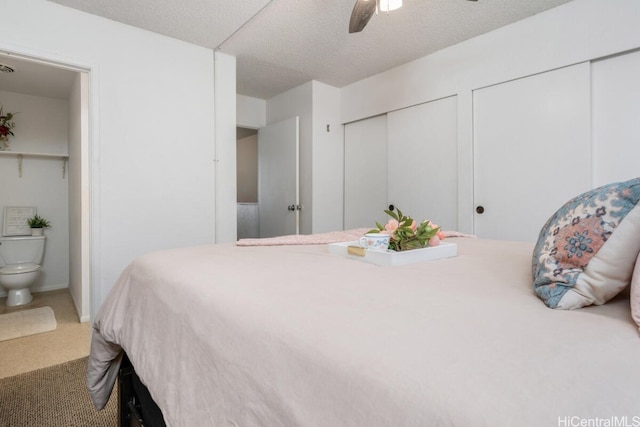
0,283,69,298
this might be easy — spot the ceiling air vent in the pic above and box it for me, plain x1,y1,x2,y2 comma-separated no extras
0,63,15,73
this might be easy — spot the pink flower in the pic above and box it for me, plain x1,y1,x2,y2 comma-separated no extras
428,222,445,240
428,235,440,246
384,219,399,233
409,220,417,231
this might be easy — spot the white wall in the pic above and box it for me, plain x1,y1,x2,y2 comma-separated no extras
311,81,343,233
340,0,640,234
1,0,219,314
0,90,68,154
214,52,237,243
0,90,70,295
237,95,266,129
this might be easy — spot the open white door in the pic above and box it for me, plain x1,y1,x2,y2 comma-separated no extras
258,117,299,237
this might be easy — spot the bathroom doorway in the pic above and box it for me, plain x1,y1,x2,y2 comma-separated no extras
236,126,259,239
0,53,91,322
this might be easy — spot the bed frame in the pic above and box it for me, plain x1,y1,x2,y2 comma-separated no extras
118,353,166,427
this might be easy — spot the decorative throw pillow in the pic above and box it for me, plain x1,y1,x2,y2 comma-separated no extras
532,178,640,309
631,252,640,333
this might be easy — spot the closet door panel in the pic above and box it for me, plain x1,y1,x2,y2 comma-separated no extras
344,115,388,229
387,96,458,230
592,50,640,186
473,63,591,242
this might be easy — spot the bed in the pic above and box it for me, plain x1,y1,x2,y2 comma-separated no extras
87,231,640,427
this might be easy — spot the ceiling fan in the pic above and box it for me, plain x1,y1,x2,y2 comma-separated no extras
349,0,478,34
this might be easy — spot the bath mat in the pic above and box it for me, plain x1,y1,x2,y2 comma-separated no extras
0,306,57,342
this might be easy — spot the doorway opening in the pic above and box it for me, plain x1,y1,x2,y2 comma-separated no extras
0,53,91,323
236,126,259,239
236,117,300,239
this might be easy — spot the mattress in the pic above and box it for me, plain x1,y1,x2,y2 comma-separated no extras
87,237,640,426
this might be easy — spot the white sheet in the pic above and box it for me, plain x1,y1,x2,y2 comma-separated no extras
88,238,640,426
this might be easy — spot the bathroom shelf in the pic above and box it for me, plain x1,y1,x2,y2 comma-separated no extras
0,151,69,178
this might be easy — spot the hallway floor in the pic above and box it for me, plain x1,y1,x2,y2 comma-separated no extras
0,289,91,379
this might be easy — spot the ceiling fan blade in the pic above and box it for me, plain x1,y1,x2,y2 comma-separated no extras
349,0,377,33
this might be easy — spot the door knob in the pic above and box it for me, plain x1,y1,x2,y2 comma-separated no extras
288,205,296,211
476,206,485,214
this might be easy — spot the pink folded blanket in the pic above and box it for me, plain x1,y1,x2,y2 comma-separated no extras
237,228,370,246
442,231,477,239
236,229,476,246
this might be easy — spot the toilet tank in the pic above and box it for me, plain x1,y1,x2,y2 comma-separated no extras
0,236,46,268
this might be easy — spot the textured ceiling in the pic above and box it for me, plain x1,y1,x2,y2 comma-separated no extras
37,0,574,100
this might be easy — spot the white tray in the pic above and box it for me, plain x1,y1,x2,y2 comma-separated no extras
328,241,457,266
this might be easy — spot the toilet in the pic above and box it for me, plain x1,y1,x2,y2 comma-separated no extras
0,235,46,306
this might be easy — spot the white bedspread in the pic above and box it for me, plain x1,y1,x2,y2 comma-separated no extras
88,238,640,426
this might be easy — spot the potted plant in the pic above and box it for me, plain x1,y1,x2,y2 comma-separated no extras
27,214,51,236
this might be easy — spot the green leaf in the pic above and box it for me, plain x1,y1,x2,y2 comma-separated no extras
384,209,398,221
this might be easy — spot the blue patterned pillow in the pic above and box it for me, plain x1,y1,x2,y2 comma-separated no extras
532,178,640,309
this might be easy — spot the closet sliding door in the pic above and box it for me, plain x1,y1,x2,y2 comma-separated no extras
387,96,458,230
473,63,591,242
344,115,388,229
591,49,640,186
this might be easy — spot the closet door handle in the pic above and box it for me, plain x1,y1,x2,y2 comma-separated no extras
476,206,485,214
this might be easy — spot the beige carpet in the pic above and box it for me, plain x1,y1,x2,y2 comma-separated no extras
0,306,57,342
0,356,117,426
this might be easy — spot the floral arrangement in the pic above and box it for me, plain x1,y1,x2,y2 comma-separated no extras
367,208,445,252
0,106,16,150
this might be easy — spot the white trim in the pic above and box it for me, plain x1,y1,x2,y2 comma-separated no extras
0,47,90,74
0,41,100,323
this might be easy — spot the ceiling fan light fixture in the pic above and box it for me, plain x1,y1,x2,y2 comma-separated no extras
0,63,15,73
378,0,402,13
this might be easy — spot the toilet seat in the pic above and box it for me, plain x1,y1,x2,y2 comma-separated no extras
0,263,41,275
